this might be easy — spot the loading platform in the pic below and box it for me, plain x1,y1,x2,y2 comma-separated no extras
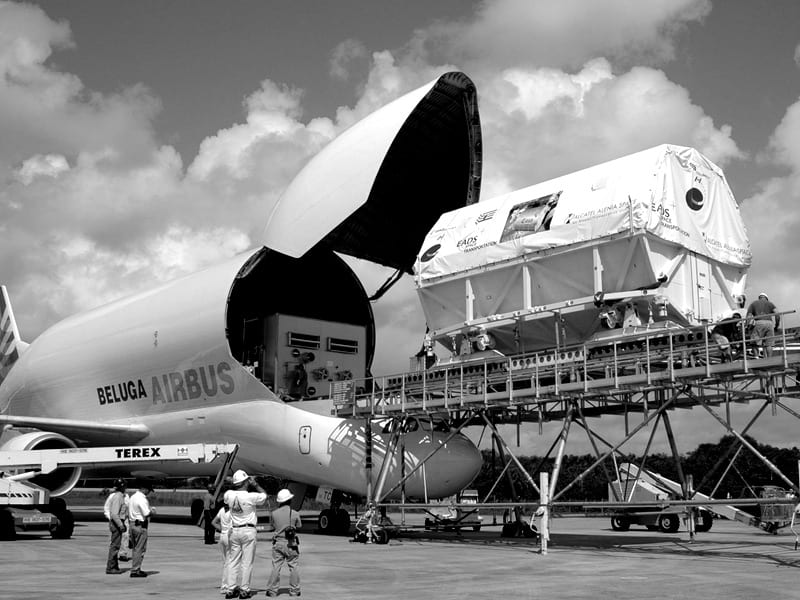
329,317,800,550
332,317,800,423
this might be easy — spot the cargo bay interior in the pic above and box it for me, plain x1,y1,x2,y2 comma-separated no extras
225,247,375,399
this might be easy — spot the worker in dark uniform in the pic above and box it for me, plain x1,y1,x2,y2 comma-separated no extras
266,488,302,597
203,484,217,544
104,478,128,574
747,292,779,357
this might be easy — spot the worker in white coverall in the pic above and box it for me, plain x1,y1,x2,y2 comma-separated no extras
223,470,267,599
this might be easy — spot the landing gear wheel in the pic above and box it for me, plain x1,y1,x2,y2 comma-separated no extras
611,516,630,532
372,528,389,544
658,514,680,533
501,521,537,538
318,509,335,534
335,508,351,535
500,522,517,537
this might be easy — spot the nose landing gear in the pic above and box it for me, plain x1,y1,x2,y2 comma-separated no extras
317,490,352,535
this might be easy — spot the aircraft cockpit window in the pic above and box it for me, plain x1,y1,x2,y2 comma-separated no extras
418,418,451,432
402,418,419,433
432,419,450,433
380,419,399,434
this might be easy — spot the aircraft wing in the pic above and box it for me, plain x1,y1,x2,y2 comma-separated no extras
0,414,150,445
262,71,483,274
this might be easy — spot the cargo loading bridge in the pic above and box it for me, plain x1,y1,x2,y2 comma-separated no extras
330,316,800,548
320,144,799,548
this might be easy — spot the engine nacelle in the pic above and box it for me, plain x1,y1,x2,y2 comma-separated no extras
1,431,82,496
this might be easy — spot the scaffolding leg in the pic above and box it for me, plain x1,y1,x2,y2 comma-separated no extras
539,471,549,556
697,398,799,494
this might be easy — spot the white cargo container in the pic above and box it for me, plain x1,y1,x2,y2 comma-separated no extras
414,145,751,355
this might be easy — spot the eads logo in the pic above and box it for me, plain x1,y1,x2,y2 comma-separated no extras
685,187,704,211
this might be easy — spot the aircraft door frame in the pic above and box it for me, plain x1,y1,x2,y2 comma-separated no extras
299,425,311,454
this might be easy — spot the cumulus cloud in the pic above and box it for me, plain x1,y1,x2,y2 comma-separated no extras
0,2,335,338
0,0,761,385
738,97,800,315
474,60,741,196
329,38,368,80
4,0,800,458
0,2,162,175
415,0,710,71
14,153,69,184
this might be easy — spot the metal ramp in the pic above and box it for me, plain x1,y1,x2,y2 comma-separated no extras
618,463,796,533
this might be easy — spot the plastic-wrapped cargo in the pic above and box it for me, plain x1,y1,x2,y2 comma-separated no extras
414,145,751,355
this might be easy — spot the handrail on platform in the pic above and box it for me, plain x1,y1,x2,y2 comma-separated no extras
331,312,799,417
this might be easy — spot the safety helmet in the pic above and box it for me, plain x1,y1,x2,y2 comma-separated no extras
759,292,769,300
276,488,294,503
113,478,126,490
232,469,249,485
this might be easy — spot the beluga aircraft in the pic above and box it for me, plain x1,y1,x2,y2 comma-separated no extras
0,71,484,534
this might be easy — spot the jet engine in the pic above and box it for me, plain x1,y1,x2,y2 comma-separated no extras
0,431,82,496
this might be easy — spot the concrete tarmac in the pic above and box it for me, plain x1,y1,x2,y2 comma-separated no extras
1,508,799,600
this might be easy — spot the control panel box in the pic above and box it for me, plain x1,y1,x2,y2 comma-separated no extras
264,314,366,399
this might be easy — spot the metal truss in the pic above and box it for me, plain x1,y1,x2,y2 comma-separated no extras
340,321,800,549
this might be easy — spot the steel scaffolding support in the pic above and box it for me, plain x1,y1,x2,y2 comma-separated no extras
343,321,800,547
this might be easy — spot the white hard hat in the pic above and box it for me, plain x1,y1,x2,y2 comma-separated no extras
276,488,294,503
232,470,249,485
759,292,769,300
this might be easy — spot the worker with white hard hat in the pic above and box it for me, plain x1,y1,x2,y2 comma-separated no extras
265,488,302,597
222,470,267,599
746,292,779,358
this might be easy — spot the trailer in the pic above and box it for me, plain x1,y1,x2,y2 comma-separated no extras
423,488,484,532
608,465,711,533
608,463,796,534
0,442,236,540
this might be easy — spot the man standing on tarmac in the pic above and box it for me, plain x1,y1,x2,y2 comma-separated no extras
747,292,779,357
128,482,155,578
104,478,128,574
223,470,267,599
266,488,302,597
203,484,217,544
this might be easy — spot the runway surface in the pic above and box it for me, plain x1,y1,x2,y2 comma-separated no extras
1,508,798,599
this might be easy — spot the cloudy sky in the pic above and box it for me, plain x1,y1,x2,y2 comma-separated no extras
3,0,800,455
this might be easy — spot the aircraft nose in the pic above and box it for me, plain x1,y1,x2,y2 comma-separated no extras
427,432,483,496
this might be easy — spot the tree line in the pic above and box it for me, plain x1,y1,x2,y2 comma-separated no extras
471,435,800,502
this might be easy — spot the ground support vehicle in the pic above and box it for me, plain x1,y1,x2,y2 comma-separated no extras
1,442,236,540
607,463,798,534
0,477,70,540
352,505,398,545
733,486,797,534
423,489,483,533
609,464,713,534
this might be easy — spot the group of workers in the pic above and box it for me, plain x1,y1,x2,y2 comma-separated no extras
104,478,154,577
104,470,302,597
210,470,302,598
